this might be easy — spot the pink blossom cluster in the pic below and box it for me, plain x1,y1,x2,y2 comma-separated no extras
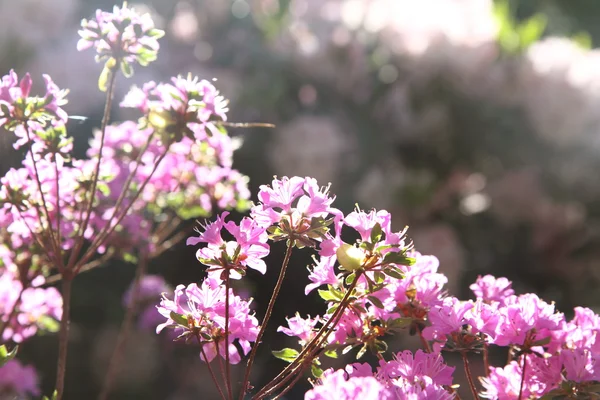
121,74,229,141
306,350,454,399
0,154,105,252
0,70,68,152
0,250,62,343
77,3,164,69
156,277,259,364
167,176,600,398
84,93,250,254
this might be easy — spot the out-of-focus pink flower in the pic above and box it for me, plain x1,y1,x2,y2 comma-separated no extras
0,359,40,397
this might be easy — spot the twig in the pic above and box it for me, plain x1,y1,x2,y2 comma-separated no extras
239,244,293,399
98,255,148,400
461,351,480,400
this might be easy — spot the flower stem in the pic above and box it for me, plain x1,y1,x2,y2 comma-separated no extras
198,335,228,400
98,255,148,400
25,126,61,258
224,274,233,400
67,65,118,270
518,354,527,400
483,342,490,377
239,243,293,399
55,275,73,400
418,326,432,353
461,351,480,400
254,271,363,399
76,147,170,270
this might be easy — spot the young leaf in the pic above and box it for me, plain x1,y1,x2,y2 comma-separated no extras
370,222,383,244
272,348,299,363
169,311,189,326
311,364,324,378
0,344,18,367
367,295,385,309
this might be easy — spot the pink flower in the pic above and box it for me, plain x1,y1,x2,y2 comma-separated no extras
492,293,564,348
561,348,600,383
305,368,392,400
470,275,515,303
156,278,259,364
422,296,474,341
0,70,68,141
377,349,455,387
250,177,341,248
0,359,40,397
121,75,228,141
305,255,339,295
187,212,269,279
0,269,62,343
78,4,164,69
481,358,547,399
278,313,320,345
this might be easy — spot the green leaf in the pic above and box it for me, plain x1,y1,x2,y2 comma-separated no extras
367,295,384,309
169,311,189,326
345,273,356,286
272,348,299,363
120,60,134,78
383,252,415,266
572,32,592,49
532,336,551,347
318,289,339,302
122,252,138,264
323,349,338,359
382,267,405,280
37,315,60,333
0,344,18,367
517,14,547,49
311,364,323,378
98,59,115,92
370,222,383,244
42,390,58,400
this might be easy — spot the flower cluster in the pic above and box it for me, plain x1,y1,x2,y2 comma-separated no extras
123,275,172,331
177,176,600,398
121,74,229,142
306,350,455,399
0,70,68,133
156,277,259,364
0,5,251,397
77,3,164,73
85,99,250,256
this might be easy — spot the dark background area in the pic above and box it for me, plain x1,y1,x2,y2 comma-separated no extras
2,0,600,398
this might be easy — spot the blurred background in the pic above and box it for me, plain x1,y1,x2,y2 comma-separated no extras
2,0,600,398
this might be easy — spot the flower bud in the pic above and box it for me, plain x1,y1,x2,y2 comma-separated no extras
336,243,366,271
